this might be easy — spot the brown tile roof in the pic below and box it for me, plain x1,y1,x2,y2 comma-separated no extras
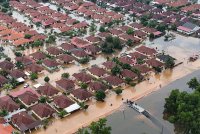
104,75,123,86
133,65,152,74
31,103,55,118
60,43,76,51
9,69,26,79
0,76,8,86
31,51,46,60
129,51,148,59
88,66,106,77
46,47,63,56
26,64,43,73
71,37,91,48
37,84,59,97
121,69,137,79
53,95,74,109
102,61,116,70
0,96,20,113
73,72,92,83
72,49,88,58
18,91,39,106
85,35,101,43
15,56,34,65
43,59,60,68
57,54,75,63
11,111,41,132
56,79,75,91
135,46,157,56
0,60,14,70
146,58,164,67
71,88,92,101
88,82,107,92
84,45,101,54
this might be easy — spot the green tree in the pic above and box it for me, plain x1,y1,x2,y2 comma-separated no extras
149,33,155,39
111,66,121,76
187,77,199,89
105,36,113,43
79,102,89,110
0,109,8,117
3,83,13,91
44,76,50,83
0,70,8,77
89,118,111,134
80,83,88,89
126,28,134,35
58,110,68,118
46,35,56,43
125,77,132,84
99,26,106,32
15,52,22,57
115,88,123,95
33,40,43,47
95,91,106,101
126,39,133,46
30,73,38,80
61,73,70,79
24,34,32,39
122,63,131,70
113,37,122,50
165,58,175,68
39,96,47,103
15,61,24,69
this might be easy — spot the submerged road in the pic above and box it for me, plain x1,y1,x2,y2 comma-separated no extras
126,103,171,134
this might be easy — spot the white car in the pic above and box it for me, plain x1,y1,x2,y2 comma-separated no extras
24,83,29,88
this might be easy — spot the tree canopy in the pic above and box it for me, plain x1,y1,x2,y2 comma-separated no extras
164,78,200,134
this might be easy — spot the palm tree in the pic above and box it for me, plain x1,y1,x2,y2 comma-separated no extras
3,83,13,91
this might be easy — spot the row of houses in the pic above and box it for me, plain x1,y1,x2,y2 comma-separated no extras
51,0,125,24
98,0,200,36
0,12,46,47
9,0,89,33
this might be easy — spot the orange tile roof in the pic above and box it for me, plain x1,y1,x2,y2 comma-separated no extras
0,124,14,134
13,38,31,46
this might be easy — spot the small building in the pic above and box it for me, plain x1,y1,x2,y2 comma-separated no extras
55,79,75,92
17,91,39,108
102,61,116,71
73,72,92,84
70,88,93,102
60,43,76,52
177,22,200,35
15,56,34,66
71,49,88,60
146,58,164,69
42,59,60,70
37,84,60,99
0,76,8,87
88,82,107,93
30,51,46,61
103,75,124,88
26,64,44,74
0,60,14,71
8,69,27,83
57,54,75,64
120,69,137,80
52,95,75,110
31,103,56,120
84,45,101,55
88,66,107,78
135,46,157,57
0,96,20,114
46,47,63,56
11,111,41,133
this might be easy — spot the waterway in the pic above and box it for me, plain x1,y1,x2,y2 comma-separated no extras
107,68,200,134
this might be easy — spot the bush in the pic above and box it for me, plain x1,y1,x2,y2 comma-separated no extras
115,88,123,95
95,90,106,101
44,76,50,82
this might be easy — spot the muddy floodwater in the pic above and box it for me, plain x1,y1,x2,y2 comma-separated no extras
9,31,199,134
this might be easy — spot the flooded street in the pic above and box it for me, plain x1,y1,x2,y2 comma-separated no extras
107,67,200,134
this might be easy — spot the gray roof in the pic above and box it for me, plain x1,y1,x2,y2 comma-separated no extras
182,22,198,30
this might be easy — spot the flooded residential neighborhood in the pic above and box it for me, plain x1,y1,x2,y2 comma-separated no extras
0,0,200,134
